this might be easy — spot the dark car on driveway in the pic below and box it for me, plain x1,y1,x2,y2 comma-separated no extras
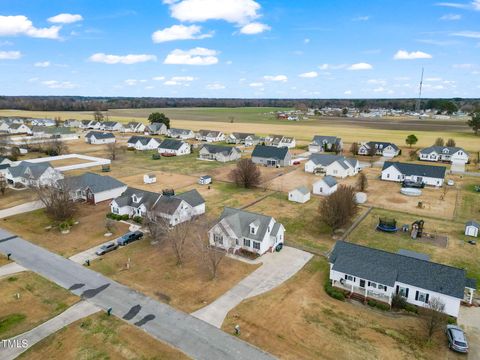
116,231,144,246
402,180,425,188
446,325,469,353
95,242,119,256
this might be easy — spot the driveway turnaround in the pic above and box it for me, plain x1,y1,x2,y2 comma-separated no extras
0,229,275,360
0,200,45,219
1,301,100,360
192,247,313,328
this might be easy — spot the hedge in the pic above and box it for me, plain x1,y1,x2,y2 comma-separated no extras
106,213,129,221
324,280,346,301
132,216,143,224
367,299,390,311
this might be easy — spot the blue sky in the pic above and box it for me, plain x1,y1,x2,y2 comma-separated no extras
1,0,479,98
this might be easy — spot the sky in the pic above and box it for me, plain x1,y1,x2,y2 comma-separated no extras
0,0,479,98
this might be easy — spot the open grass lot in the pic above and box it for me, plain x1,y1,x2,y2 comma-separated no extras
0,272,78,339
0,188,37,210
1,203,129,257
90,239,259,313
347,208,480,284
48,157,98,168
456,181,480,222
19,312,188,360
222,257,455,360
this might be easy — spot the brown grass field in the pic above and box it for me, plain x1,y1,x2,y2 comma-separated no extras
19,312,188,360
1,203,129,257
90,239,259,313
0,188,37,210
0,272,78,339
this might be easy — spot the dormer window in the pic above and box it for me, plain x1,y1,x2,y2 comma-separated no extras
249,221,259,235
132,194,141,203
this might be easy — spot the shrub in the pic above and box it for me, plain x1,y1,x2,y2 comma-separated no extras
392,293,407,309
152,153,161,160
127,147,135,151
133,216,143,224
367,299,390,311
324,280,345,301
58,221,71,232
447,316,457,325
106,213,129,221
404,303,418,314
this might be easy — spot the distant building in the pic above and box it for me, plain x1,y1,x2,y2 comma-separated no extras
198,144,241,162
85,131,115,145
251,145,291,167
288,186,310,203
381,161,446,187
313,176,338,196
308,135,343,153
419,146,469,165
305,154,359,178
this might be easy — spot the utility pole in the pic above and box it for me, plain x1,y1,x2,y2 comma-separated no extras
415,67,424,115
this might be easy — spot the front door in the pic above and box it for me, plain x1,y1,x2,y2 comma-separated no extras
359,279,366,288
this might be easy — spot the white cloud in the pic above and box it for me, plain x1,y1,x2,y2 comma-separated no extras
0,50,21,60
453,63,474,68
239,22,270,34
171,76,195,81
163,76,195,86
440,14,462,20
249,82,263,87
347,62,373,70
353,15,370,21
152,76,165,81
451,31,480,38
48,14,83,24
436,1,480,10
42,80,77,89
164,47,219,65
0,15,61,39
89,53,157,64
124,79,147,86
318,63,347,70
344,90,352,95
299,71,318,78
206,83,225,90
304,38,310,44
425,77,443,81
393,50,432,60
263,75,287,82
168,0,261,24
34,61,50,67
152,24,212,43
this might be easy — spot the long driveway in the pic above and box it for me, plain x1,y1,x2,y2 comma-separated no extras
0,200,44,219
458,306,480,359
0,229,275,360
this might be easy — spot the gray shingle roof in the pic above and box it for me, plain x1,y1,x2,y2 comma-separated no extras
85,131,115,139
309,154,358,169
198,129,222,137
293,186,309,195
322,175,337,187
252,145,289,160
8,161,52,180
218,207,274,242
169,128,192,136
466,220,480,228
382,161,446,179
113,187,160,210
127,136,157,146
330,241,470,299
311,135,341,146
152,189,205,215
176,189,205,207
419,146,467,155
397,249,430,261
61,172,125,193
231,132,254,140
159,139,186,150
366,141,399,151
201,144,238,156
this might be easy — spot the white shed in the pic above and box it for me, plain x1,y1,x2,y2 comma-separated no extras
465,221,479,237
313,176,337,196
288,186,311,203
143,174,156,184
198,175,212,185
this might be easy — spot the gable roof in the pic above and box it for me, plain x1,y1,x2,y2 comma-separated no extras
322,175,337,187
217,207,274,242
169,128,192,135
198,129,222,137
419,146,467,156
365,141,399,151
308,154,358,170
159,138,187,150
127,136,158,146
329,241,471,299
231,132,254,140
85,131,115,139
146,123,165,131
291,186,309,195
311,135,341,146
252,145,289,160
113,187,160,209
176,189,205,207
200,144,239,156
382,161,446,179
152,189,204,215
466,220,480,228
8,161,52,180
61,172,125,193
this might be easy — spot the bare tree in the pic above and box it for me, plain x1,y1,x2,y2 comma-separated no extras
349,142,359,156
420,297,448,339
229,158,262,188
434,137,445,147
319,185,358,232
166,219,194,265
367,145,377,157
31,180,77,223
93,110,105,122
446,138,456,147
194,221,225,279
43,138,69,156
356,172,368,192
106,141,120,161
144,211,169,244
0,174,7,196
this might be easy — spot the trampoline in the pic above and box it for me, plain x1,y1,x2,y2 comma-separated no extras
376,218,398,233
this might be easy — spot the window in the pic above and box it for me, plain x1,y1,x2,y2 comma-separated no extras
214,234,223,245
112,207,119,214
386,173,390,179
345,275,355,282
368,281,377,289
244,239,251,247
415,291,429,303
377,284,387,291
253,241,260,250
397,286,409,298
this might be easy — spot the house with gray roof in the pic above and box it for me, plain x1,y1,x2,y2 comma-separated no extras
145,123,167,136
465,220,479,238
226,132,258,145
167,128,195,139
251,145,291,167
381,161,446,186
198,144,241,162
208,207,285,256
101,121,124,132
6,123,32,135
124,122,146,133
196,129,225,142
61,172,127,205
6,161,63,187
85,131,115,144
111,187,160,218
329,241,476,317
358,141,400,158
313,175,338,196
288,186,310,203
127,136,161,150
30,118,56,127
158,139,191,156
308,135,343,153
264,135,296,149
305,154,359,178
80,120,101,130
63,119,82,128
419,146,469,164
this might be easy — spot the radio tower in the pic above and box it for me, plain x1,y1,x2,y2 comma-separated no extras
415,67,424,114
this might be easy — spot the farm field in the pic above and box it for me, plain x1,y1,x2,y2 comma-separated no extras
19,312,188,360
0,272,78,339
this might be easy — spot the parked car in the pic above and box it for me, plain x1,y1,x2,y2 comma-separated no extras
402,180,425,188
116,231,144,246
446,325,469,353
447,179,455,186
95,242,119,255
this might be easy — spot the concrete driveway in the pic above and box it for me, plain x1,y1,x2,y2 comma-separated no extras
192,246,313,328
0,200,44,219
457,306,480,359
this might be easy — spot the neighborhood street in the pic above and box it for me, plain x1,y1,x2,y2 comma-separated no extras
0,229,275,360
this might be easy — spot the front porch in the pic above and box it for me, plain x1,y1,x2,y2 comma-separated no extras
333,280,392,305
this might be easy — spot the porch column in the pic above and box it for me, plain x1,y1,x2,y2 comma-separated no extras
469,289,474,304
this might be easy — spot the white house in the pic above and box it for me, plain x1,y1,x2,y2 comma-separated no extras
198,144,241,162
308,135,343,153
124,122,146,133
143,174,156,184
168,128,195,139
251,145,292,167
358,142,400,158
419,146,469,165
111,187,161,218
381,161,446,187
208,207,285,256
63,119,82,128
145,123,167,135
305,154,359,178
127,136,161,151
6,161,63,187
80,120,101,130
101,121,124,132
329,241,476,317
226,132,256,145
158,139,191,156
30,118,56,127
313,176,338,196
61,172,127,205
7,124,32,135
85,131,116,144
265,135,296,149
465,221,479,237
288,186,310,203
196,130,225,142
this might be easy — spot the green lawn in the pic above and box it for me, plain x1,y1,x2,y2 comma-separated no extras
456,182,480,222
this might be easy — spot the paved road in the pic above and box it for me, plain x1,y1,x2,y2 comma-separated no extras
1,301,100,360
458,306,480,359
192,247,313,328
0,200,44,219
0,229,275,360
